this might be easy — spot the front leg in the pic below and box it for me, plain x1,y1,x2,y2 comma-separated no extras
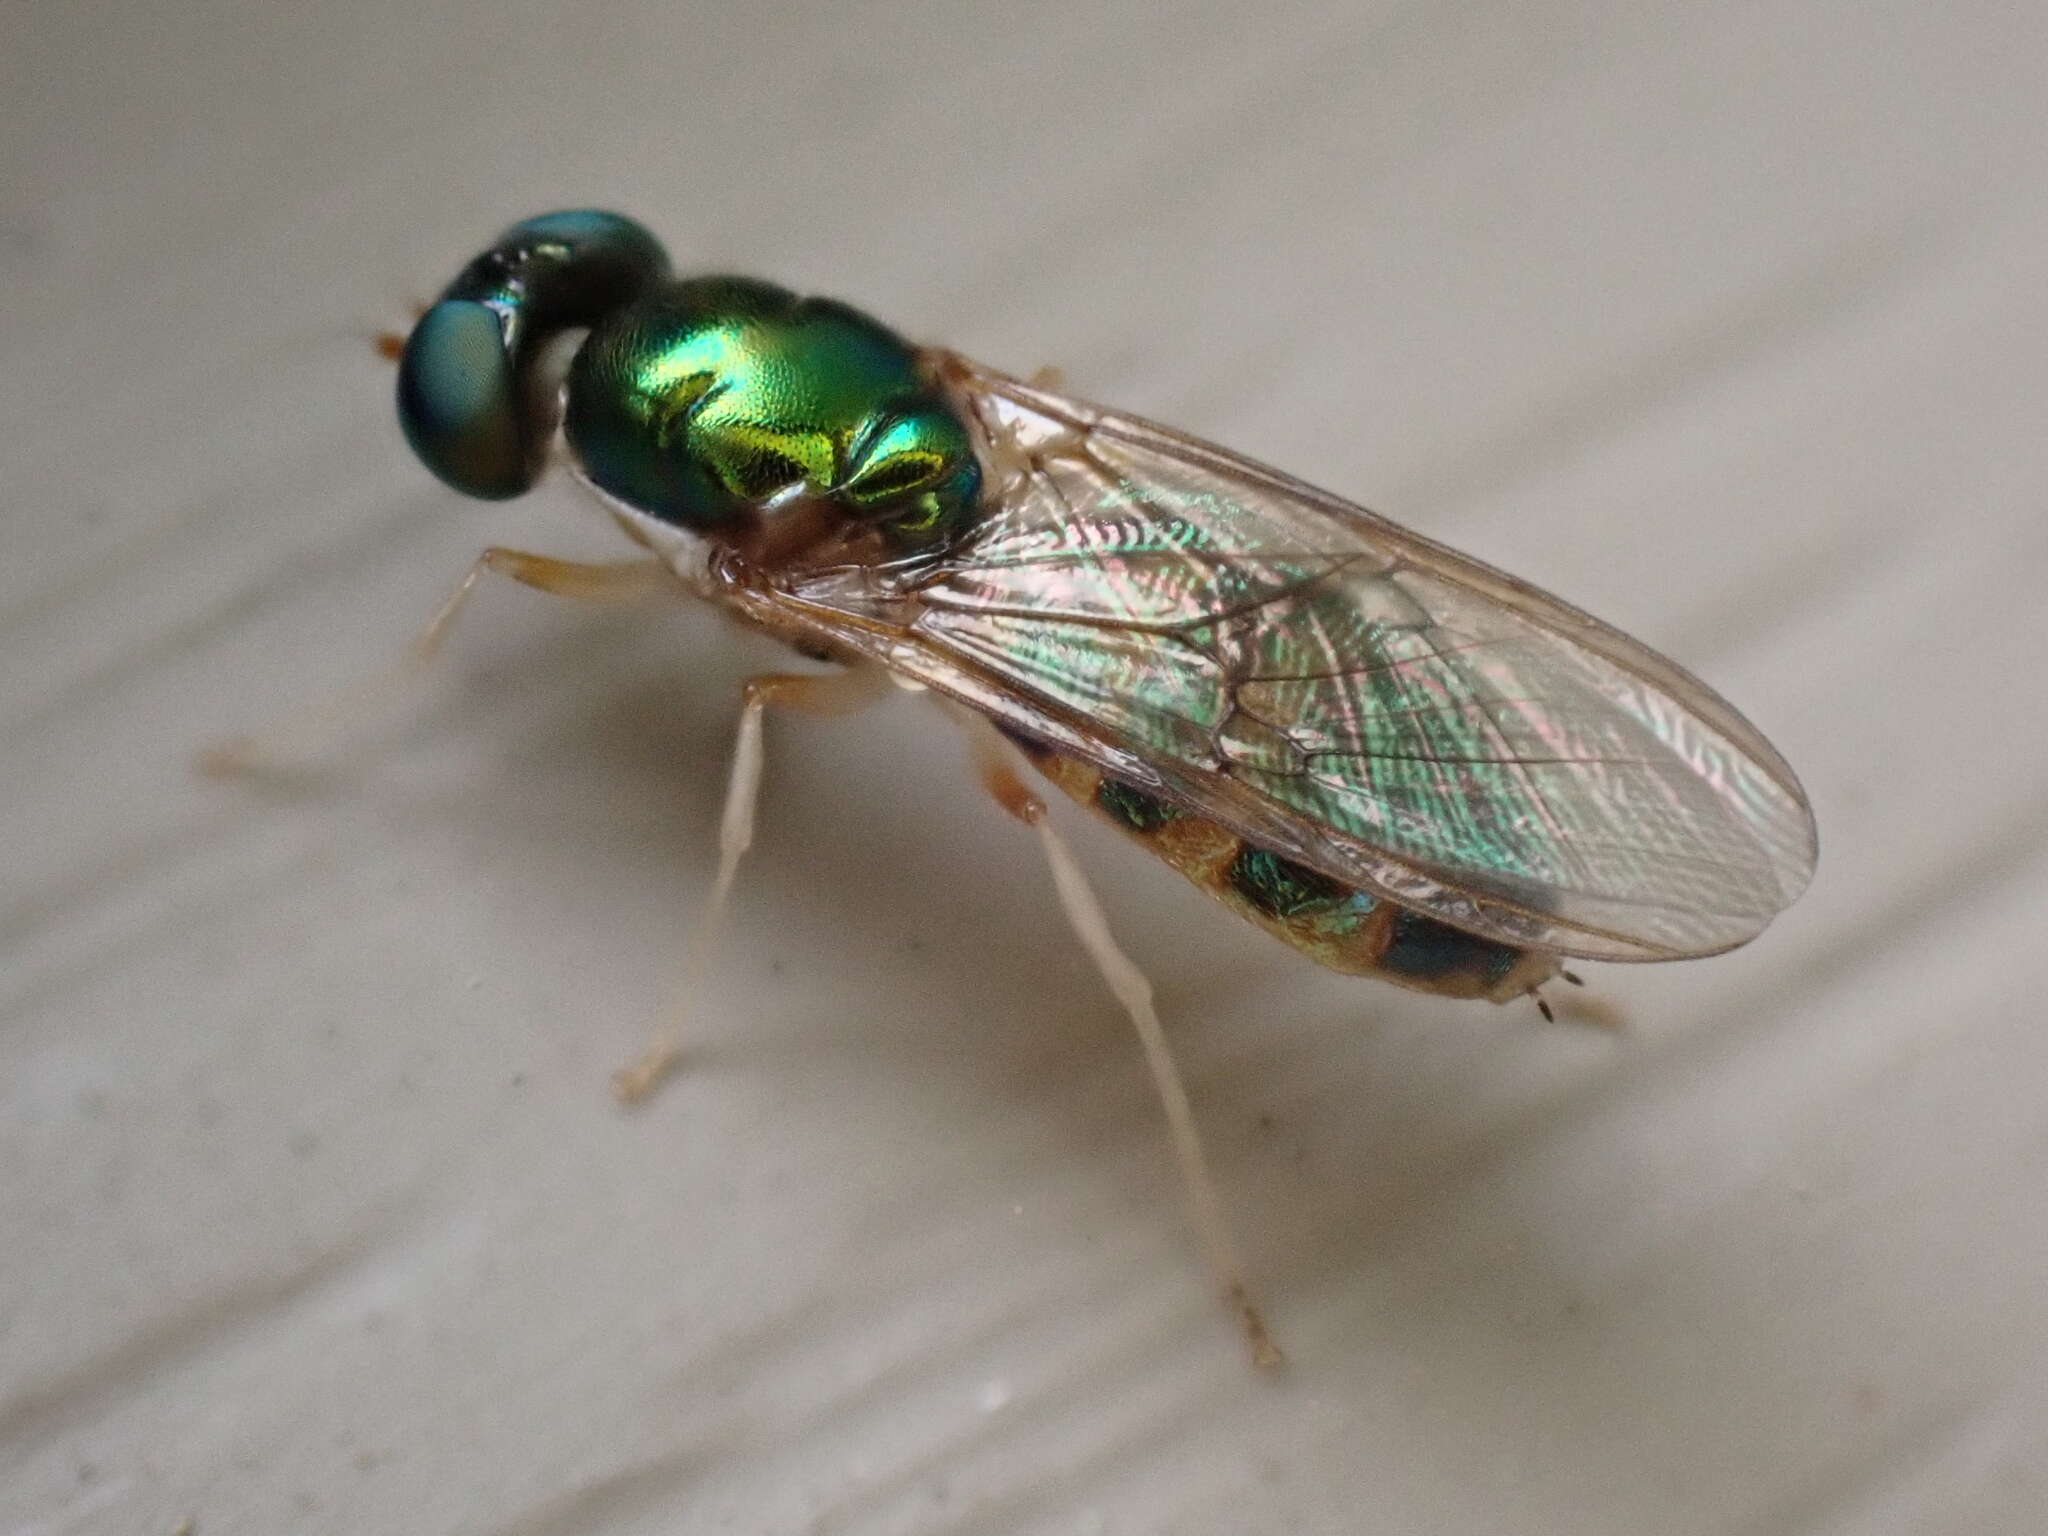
200,549,680,776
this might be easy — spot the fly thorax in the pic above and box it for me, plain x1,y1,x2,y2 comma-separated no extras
560,277,982,574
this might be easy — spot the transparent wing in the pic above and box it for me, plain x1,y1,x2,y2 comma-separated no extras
749,355,1817,962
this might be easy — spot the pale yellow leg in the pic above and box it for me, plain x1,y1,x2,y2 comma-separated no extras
199,549,679,776
963,718,1283,1369
611,664,893,1105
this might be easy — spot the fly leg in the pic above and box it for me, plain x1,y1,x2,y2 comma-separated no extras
962,717,1283,1369
611,664,893,1105
199,549,680,776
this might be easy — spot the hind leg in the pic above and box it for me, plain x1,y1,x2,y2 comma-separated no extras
962,717,1283,1368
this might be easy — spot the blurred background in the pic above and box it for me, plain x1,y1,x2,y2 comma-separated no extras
6,2,2046,1532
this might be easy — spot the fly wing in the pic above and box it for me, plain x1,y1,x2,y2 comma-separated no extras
760,356,1817,962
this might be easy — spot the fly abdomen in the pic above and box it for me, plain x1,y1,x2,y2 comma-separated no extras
1020,745,1553,1003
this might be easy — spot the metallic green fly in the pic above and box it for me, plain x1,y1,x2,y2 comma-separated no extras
365,209,1817,1361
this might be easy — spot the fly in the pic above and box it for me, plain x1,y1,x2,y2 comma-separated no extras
218,211,1818,1364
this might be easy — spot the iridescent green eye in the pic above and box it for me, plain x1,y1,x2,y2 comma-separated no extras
396,210,670,500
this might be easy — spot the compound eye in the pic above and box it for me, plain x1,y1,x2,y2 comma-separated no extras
396,300,528,499
395,211,671,501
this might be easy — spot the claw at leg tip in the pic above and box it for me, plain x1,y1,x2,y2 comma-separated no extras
1229,1283,1285,1369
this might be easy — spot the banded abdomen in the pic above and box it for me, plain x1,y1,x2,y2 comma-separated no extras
1020,745,1557,1005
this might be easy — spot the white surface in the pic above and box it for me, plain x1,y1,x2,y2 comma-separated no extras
6,4,2046,1532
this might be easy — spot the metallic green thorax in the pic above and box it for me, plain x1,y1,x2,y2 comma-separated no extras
565,277,981,551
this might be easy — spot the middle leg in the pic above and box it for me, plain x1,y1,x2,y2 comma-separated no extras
611,664,894,1104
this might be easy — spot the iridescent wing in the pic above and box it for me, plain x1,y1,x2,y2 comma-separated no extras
741,356,1817,962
